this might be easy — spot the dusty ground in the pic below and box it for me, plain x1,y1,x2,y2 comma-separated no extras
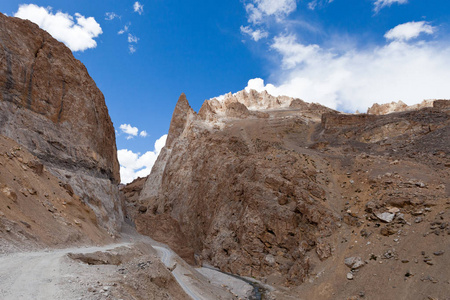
0,243,133,300
0,223,260,300
0,135,113,254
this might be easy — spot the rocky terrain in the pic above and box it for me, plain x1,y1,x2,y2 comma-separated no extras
0,13,122,235
366,99,434,115
0,13,257,300
131,91,450,299
0,134,113,253
1,10,449,300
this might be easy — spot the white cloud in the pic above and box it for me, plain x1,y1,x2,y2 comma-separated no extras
140,130,148,137
119,124,138,139
133,2,144,15
105,12,119,21
129,45,137,54
14,4,102,52
118,134,167,184
308,0,334,10
245,0,297,24
118,24,129,35
308,1,318,10
374,0,408,12
243,29,450,112
128,33,139,43
245,78,277,93
384,21,435,41
240,25,269,41
272,34,323,69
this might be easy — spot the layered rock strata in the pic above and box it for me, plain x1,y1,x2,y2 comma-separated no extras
0,13,122,234
0,135,112,253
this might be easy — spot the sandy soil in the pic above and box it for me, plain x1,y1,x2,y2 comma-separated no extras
0,135,113,254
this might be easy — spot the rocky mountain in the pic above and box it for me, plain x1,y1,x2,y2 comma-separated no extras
132,90,449,299
0,14,248,300
0,13,122,235
367,99,435,115
1,11,448,299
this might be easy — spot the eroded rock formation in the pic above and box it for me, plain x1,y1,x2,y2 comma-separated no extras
133,90,449,293
0,13,122,234
367,99,435,115
136,91,341,284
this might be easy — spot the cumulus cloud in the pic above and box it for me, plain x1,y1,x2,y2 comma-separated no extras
240,25,269,41
119,124,138,139
374,0,408,12
243,26,450,112
245,0,297,24
241,0,298,44
118,134,167,184
384,21,435,41
140,130,148,137
133,2,144,15
129,45,137,54
105,12,119,21
14,4,102,52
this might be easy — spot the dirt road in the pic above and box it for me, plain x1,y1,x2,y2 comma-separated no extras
0,228,251,300
0,243,130,300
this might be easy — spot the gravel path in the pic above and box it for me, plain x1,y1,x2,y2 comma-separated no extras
0,243,130,300
153,245,203,300
0,229,249,300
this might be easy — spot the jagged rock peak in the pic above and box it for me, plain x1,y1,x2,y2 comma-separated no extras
210,89,299,112
367,99,435,115
166,93,196,147
199,89,336,123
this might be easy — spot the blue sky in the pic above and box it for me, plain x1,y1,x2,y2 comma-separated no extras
1,0,450,183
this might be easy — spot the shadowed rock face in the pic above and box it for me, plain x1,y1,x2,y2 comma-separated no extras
134,91,449,288
0,13,122,233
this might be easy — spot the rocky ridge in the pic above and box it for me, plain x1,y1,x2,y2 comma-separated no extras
131,90,449,299
367,99,435,115
0,13,122,234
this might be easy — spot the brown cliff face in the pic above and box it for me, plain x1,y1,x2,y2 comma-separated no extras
165,93,196,147
0,13,122,233
137,92,342,284
134,92,450,298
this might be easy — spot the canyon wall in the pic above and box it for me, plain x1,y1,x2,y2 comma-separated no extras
0,13,122,234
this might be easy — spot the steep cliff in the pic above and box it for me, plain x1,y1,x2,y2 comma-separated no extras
133,91,449,298
0,13,122,234
137,91,341,283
